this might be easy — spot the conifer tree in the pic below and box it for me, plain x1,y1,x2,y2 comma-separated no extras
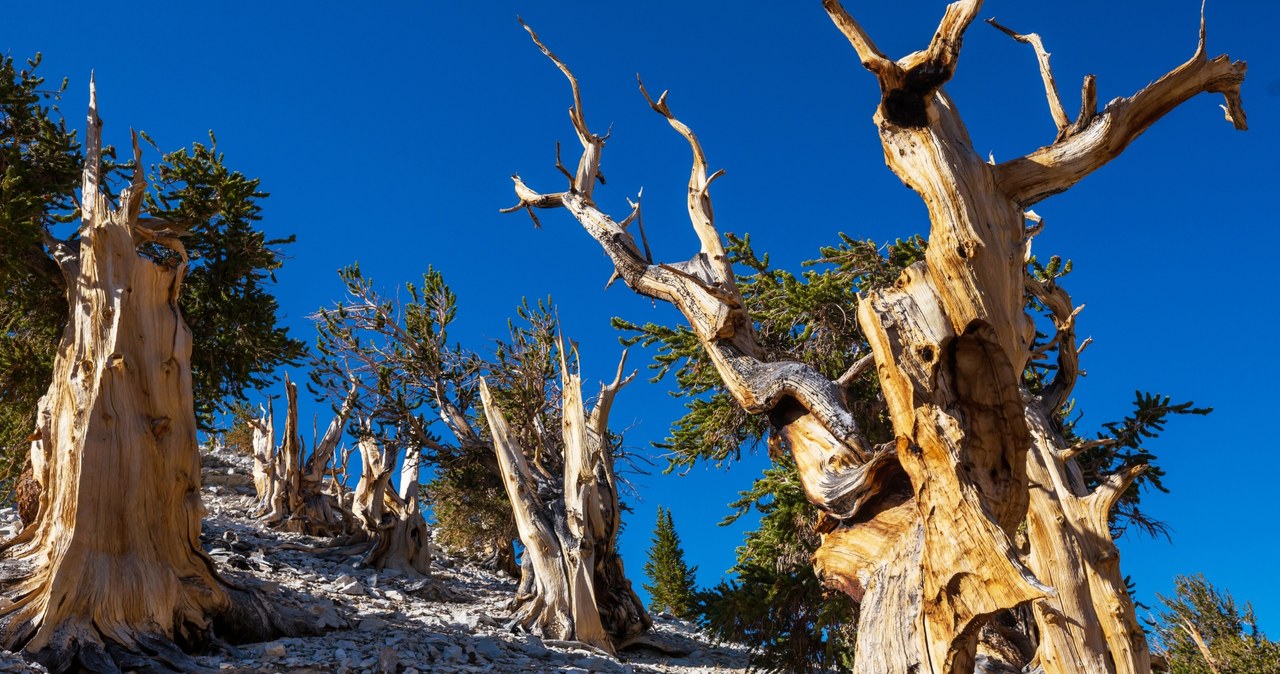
1150,575,1280,674
506,8,1244,672
642,506,699,619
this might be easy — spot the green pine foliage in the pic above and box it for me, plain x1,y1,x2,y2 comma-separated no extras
0,54,302,497
623,229,1208,671
1150,575,1280,673
697,458,859,673
643,506,699,619
1024,253,1210,538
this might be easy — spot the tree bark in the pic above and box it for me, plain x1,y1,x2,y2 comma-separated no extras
0,83,305,673
506,5,1245,673
478,346,650,654
250,377,353,536
347,435,432,577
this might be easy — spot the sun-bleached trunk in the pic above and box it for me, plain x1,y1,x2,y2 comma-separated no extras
479,346,649,655
0,83,306,673
250,377,354,536
347,435,432,577
504,5,1245,672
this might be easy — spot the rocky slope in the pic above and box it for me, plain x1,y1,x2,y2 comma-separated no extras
0,446,749,673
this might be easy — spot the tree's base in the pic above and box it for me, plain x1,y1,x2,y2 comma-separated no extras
2,570,329,674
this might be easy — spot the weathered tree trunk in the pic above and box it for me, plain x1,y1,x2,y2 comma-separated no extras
478,346,650,654
348,435,432,577
250,376,353,536
505,5,1245,673
0,84,307,673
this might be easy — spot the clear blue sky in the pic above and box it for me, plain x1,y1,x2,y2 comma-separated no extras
7,0,1277,633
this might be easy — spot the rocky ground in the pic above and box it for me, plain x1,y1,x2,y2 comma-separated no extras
0,446,750,673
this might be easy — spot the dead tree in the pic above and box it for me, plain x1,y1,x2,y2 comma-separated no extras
346,432,432,577
504,5,1245,673
249,375,354,536
479,343,649,654
0,83,308,673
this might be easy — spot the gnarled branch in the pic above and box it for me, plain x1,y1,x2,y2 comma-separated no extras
996,11,1246,205
506,23,873,476
987,18,1070,136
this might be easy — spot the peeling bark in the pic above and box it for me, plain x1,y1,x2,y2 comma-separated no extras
0,83,306,673
478,346,650,654
507,4,1244,673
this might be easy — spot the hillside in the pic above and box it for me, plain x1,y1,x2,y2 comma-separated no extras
0,444,748,674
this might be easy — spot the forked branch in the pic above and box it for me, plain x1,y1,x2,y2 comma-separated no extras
987,18,1070,136
507,22,875,499
996,9,1246,205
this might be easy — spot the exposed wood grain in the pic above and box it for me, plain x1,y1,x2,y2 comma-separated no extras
510,6,1246,672
0,83,304,671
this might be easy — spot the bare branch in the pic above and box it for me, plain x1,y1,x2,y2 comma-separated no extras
1066,74,1098,136
638,77,735,290
821,0,901,83
1056,437,1114,461
41,230,79,279
509,20,873,493
622,190,653,264
911,0,985,75
1026,272,1084,413
1088,463,1147,517
987,18,1070,135
518,18,604,199
81,75,103,221
996,22,1246,205
589,347,635,441
836,353,875,388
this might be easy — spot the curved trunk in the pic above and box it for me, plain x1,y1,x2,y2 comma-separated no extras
0,85,302,672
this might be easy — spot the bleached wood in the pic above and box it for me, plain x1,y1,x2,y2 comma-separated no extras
987,18,1070,135
252,376,351,536
348,434,432,578
0,84,304,671
479,345,649,654
510,5,1247,672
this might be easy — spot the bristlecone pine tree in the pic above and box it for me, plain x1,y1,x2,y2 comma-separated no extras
642,506,698,620
248,374,354,537
0,53,303,497
1149,575,1280,674
479,336,651,654
310,265,511,575
0,83,309,673
503,4,1246,672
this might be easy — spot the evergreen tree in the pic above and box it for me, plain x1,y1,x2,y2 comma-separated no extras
623,233,1205,672
698,458,858,672
1150,575,1280,674
643,506,699,619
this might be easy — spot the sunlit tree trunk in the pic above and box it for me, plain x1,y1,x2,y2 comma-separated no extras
504,4,1245,672
0,83,305,673
250,376,353,536
348,434,432,577
479,346,649,655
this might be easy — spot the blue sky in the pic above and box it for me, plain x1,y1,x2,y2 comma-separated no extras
7,0,1278,634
